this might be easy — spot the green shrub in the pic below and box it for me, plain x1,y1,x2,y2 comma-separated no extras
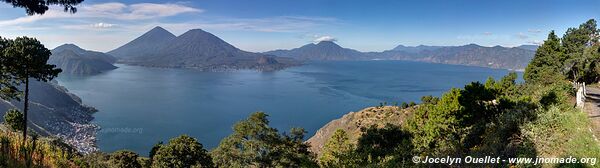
3,109,24,131
110,150,141,168
152,135,213,168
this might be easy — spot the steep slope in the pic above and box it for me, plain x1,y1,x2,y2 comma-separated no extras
125,29,296,71
264,41,367,60
0,81,97,153
49,44,118,75
306,106,414,154
107,26,176,59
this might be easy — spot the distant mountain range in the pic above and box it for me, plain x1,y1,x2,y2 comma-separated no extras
59,26,538,71
109,26,297,71
378,44,536,70
390,45,444,53
49,44,118,75
516,45,539,51
266,42,537,70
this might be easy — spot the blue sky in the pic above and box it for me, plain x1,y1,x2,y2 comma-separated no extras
0,0,598,52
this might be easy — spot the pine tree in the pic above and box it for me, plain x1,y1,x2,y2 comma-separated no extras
1,37,61,142
1,0,83,15
524,31,565,84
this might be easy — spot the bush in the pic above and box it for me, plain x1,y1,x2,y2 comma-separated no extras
152,135,213,168
211,112,316,167
319,129,355,167
400,102,409,109
110,150,141,168
3,109,24,131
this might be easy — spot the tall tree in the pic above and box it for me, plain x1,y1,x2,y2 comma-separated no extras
355,124,414,167
562,19,599,83
319,129,355,168
1,0,83,15
523,31,565,84
211,112,316,167
0,37,19,100
110,150,142,168
1,36,61,142
151,135,213,168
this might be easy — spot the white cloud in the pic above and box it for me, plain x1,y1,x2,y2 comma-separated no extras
83,3,127,14
124,16,336,34
127,3,201,19
482,32,493,36
59,23,116,30
91,22,114,28
0,2,202,26
313,35,337,43
82,2,202,20
0,10,71,26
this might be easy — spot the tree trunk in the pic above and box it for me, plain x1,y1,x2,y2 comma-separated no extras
22,77,28,145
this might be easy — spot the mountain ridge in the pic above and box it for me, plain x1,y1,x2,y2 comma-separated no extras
266,43,535,70
49,44,118,75
264,41,367,60
108,26,176,60
112,27,298,71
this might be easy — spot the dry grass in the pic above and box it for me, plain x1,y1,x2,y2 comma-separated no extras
0,125,79,168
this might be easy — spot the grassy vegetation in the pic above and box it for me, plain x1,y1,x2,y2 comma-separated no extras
522,105,600,167
0,125,79,168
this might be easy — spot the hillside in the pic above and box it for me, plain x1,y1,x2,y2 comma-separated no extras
49,44,118,75
264,41,367,60
114,28,298,71
0,80,98,153
379,44,535,70
306,106,414,155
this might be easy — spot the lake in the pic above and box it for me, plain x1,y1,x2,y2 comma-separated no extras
56,61,518,155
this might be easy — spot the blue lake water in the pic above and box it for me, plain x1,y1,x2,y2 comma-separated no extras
56,61,519,155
